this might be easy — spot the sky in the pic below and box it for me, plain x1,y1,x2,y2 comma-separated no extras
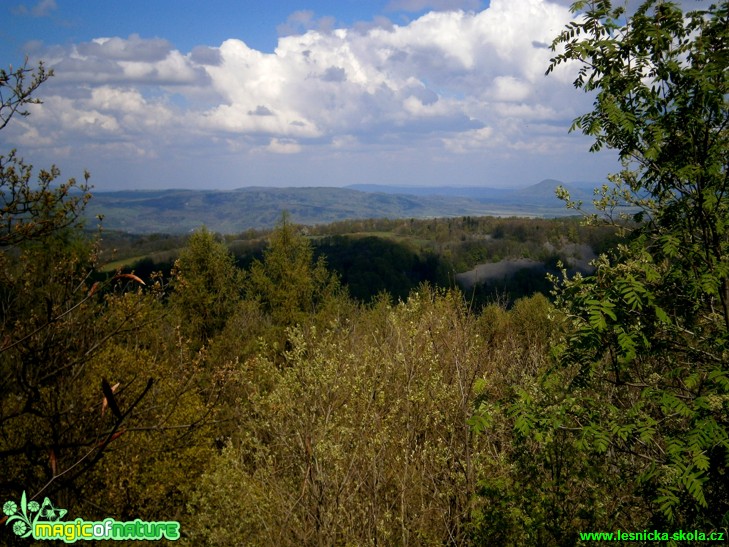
0,0,703,190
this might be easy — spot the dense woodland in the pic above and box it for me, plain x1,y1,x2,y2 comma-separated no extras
1,1,728,545
102,214,620,307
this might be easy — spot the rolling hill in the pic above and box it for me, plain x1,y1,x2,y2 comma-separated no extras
84,181,599,234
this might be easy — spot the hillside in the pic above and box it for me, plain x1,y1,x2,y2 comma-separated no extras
84,181,598,234
349,179,596,205
101,213,619,310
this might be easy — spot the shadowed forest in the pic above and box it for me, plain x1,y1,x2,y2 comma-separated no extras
1,1,728,545
102,213,619,308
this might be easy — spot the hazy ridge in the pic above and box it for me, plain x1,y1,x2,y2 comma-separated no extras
85,180,598,234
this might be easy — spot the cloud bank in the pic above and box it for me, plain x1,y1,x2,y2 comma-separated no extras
2,0,620,189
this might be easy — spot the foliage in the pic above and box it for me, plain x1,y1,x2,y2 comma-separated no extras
0,151,91,248
0,62,151,510
0,225,155,503
170,227,242,346
0,61,90,248
114,213,619,314
536,0,729,532
188,287,506,546
77,305,228,524
0,59,52,132
469,295,581,545
0,62,226,538
246,213,341,327
8,9,728,541
315,234,448,302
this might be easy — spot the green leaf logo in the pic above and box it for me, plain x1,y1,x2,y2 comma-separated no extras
2,492,67,537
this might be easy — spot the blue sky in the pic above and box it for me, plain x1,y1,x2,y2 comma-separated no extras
0,0,697,191
3,1,413,60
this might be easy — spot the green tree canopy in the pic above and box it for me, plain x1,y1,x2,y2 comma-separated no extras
170,227,242,345
246,213,340,326
538,0,729,530
0,62,157,510
0,63,220,527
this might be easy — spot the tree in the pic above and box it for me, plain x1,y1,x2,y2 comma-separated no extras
536,0,728,531
549,0,729,329
0,59,90,247
0,63,231,539
0,62,163,516
170,227,242,346
246,213,341,327
0,59,52,132
189,287,494,546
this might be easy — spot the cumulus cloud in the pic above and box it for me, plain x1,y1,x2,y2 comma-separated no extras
443,126,495,153
248,105,275,116
78,35,172,62
320,66,347,82
7,0,610,188
489,76,532,102
190,45,222,66
264,138,302,154
195,0,578,146
41,34,210,86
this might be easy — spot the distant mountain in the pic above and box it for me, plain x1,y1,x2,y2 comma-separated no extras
515,179,595,206
346,179,597,210
85,182,599,235
85,186,522,234
346,184,514,201
516,179,565,197
351,180,598,207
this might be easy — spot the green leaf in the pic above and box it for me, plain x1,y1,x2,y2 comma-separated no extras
654,305,669,324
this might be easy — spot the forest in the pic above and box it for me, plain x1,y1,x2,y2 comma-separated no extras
100,213,619,308
1,1,728,545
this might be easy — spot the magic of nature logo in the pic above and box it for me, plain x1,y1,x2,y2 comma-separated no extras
3,491,180,542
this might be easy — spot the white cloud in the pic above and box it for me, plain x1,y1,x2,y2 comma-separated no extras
44,35,209,86
4,0,615,189
264,138,302,154
82,35,172,62
196,1,576,143
331,135,359,149
488,76,532,102
443,126,494,153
